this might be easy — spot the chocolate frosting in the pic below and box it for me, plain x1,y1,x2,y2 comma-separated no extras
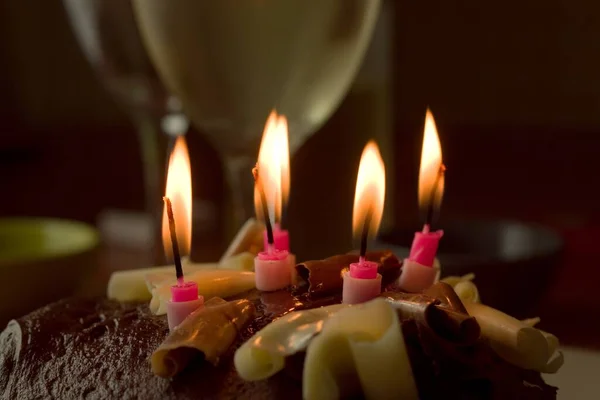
0,297,303,400
295,250,401,296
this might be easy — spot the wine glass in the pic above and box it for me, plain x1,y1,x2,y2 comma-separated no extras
62,0,189,248
132,0,382,230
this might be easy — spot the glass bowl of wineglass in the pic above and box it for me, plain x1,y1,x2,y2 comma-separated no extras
132,0,382,231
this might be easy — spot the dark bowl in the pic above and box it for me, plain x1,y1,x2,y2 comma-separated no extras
373,219,563,317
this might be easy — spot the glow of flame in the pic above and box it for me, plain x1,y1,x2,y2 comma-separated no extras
418,109,444,211
162,136,192,260
352,140,386,239
254,111,290,223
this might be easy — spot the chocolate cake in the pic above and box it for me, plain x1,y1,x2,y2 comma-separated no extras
0,251,559,399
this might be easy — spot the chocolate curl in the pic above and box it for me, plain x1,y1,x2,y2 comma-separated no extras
152,298,255,378
295,251,401,297
423,282,480,343
424,281,468,314
381,290,480,345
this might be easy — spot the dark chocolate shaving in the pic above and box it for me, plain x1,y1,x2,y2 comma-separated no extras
423,282,480,344
295,250,401,297
424,282,468,314
381,291,480,345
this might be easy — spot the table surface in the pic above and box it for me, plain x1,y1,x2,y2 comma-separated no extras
544,347,600,400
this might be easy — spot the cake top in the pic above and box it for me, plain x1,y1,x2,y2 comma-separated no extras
0,250,561,399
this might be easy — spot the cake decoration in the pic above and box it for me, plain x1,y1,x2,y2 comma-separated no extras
155,136,205,330
220,218,265,262
107,261,205,302
163,195,205,330
441,273,481,303
234,303,347,381
252,111,295,291
342,141,386,305
149,269,256,315
303,298,418,400
382,287,480,345
295,251,401,297
260,112,292,256
400,109,446,293
465,301,563,373
152,297,255,378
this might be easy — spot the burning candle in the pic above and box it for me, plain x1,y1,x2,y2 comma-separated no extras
253,113,294,291
399,109,446,293
258,111,292,253
163,137,204,330
342,141,386,304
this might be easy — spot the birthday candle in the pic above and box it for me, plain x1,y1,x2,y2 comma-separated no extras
399,109,445,293
342,141,386,305
253,112,293,291
162,138,204,330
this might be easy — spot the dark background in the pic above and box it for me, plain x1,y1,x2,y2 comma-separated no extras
1,1,599,346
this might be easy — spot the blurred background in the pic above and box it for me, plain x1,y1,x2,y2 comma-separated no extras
0,0,599,353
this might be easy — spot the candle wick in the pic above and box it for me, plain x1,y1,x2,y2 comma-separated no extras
422,224,431,234
253,166,274,245
274,187,281,226
163,196,184,284
360,210,372,259
359,255,365,265
425,164,446,228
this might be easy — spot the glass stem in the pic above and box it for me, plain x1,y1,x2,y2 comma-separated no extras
223,154,256,239
131,111,166,258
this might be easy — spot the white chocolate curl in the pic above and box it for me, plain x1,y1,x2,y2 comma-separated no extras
144,253,256,295
521,317,563,373
220,218,265,262
303,298,418,400
465,302,563,373
107,253,255,303
234,303,348,381
107,217,262,302
440,273,480,303
106,253,254,302
150,269,256,315
107,261,205,302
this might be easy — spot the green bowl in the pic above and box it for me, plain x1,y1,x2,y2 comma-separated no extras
0,218,99,325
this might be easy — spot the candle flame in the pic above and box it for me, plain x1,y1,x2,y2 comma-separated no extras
162,136,192,260
418,109,445,213
254,110,290,223
352,140,386,239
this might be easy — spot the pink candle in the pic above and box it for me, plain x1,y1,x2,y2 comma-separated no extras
344,141,386,304
400,225,443,293
262,224,297,283
408,224,444,267
166,281,205,330
342,258,382,304
398,259,438,293
163,196,204,330
254,248,291,291
263,223,290,252
401,109,446,292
